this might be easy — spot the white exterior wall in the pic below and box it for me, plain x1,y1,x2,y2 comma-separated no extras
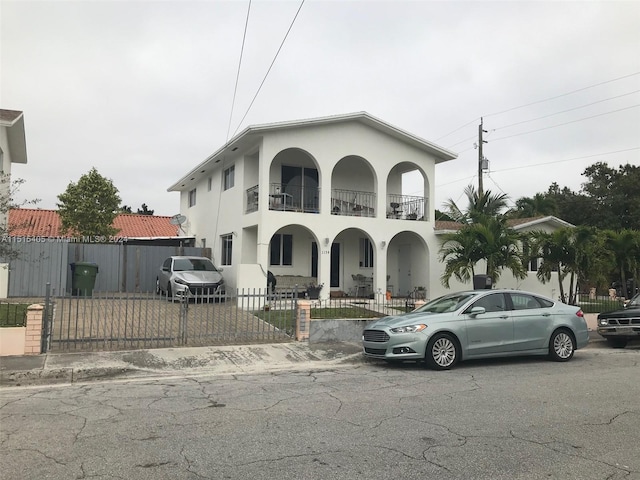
174,116,569,300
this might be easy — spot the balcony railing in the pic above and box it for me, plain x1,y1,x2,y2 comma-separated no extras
269,183,320,213
387,194,428,221
246,185,259,213
331,188,376,217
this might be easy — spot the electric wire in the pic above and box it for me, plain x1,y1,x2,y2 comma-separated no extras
490,104,640,143
483,71,640,118
226,0,252,142
492,89,640,132
231,0,305,137
434,72,640,143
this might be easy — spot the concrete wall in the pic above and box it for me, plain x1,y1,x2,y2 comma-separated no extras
309,318,374,344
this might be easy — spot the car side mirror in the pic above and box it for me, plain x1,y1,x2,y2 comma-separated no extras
469,306,486,316
162,267,169,272
217,267,224,272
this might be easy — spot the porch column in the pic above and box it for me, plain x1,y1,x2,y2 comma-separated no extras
318,242,332,300
375,241,388,302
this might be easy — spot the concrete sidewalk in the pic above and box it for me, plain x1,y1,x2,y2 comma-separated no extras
0,342,365,388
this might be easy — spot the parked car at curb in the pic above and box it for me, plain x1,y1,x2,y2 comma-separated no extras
362,289,589,370
156,256,225,301
597,293,640,348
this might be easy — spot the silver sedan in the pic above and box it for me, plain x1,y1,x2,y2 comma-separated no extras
362,289,589,370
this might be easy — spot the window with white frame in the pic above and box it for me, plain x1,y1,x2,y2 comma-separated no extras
221,234,233,266
270,234,293,266
224,165,235,190
188,188,196,207
359,238,374,268
529,257,538,271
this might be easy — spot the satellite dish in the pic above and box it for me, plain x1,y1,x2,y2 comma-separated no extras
170,214,186,225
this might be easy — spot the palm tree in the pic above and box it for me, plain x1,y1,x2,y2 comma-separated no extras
603,229,640,298
439,228,483,288
443,184,509,224
530,227,598,304
439,218,526,288
510,193,557,218
470,216,527,283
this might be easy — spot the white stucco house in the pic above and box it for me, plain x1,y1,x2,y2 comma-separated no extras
169,112,571,301
0,109,28,225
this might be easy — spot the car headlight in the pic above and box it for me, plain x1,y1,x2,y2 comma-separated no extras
174,278,188,286
390,324,427,334
598,318,608,326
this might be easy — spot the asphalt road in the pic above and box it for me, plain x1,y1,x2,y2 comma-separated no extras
1,347,638,480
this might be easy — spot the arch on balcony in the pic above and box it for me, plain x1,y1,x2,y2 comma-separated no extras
330,155,378,217
269,148,321,213
386,162,430,221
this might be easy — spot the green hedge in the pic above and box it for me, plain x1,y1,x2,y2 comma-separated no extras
0,304,29,327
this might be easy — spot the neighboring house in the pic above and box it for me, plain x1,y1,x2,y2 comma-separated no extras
168,112,572,300
434,216,575,300
0,109,28,226
8,208,195,246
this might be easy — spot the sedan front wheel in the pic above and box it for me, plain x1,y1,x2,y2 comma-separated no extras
425,333,459,370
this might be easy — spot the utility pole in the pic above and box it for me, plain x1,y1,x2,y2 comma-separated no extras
478,117,488,197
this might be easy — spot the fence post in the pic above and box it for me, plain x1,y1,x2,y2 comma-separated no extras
41,282,52,353
24,304,44,355
179,294,188,345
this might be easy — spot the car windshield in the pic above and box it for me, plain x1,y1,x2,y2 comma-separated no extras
173,258,217,272
627,293,640,308
414,292,478,314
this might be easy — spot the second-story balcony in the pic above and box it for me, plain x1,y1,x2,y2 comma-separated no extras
387,194,428,221
268,183,320,213
331,188,376,217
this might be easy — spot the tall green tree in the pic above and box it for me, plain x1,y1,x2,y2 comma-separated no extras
603,229,640,298
510,193,557,218
57,168,121,237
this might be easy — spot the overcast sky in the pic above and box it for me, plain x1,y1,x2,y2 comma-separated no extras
2,0,639,217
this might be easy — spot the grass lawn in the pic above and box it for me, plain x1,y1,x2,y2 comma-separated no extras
254,304,383,333
0,304,29,327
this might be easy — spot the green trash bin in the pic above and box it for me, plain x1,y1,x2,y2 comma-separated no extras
71,262,99,296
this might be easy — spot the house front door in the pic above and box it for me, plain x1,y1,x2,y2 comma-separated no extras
398,244,411,296
330,243,340,288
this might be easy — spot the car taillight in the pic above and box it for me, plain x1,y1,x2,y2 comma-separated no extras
576,310,584,317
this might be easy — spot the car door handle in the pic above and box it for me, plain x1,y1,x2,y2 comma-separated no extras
542,313,550,317
499,315,509,319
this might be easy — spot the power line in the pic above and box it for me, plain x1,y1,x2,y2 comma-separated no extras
490,104,640,142
226,0,252,142
492,89,640,132
433,72,640,144
484,71,640,118
491,147,640,173
434,147,639,189
232,0,305,137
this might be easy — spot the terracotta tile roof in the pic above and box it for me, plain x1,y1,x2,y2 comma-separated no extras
8,209,180,238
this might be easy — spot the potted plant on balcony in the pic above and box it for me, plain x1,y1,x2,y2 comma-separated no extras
306,282,324,300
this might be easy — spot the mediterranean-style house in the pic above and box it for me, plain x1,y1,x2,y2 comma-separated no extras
169,112,571,301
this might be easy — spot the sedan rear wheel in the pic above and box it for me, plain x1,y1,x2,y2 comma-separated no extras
549,329,575,362
425,333,459,370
